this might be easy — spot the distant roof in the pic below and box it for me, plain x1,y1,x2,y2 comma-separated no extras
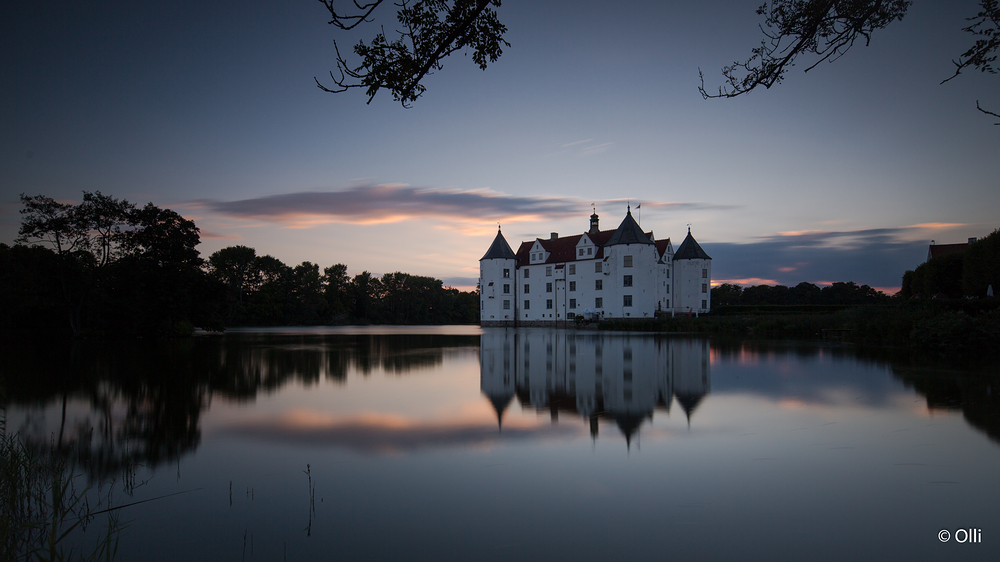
674,230,711,260
606,208,654,246
927,242,969,261
480,228,517,260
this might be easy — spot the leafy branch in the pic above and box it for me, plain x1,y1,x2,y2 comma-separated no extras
315,0,509,107
699,0,912,99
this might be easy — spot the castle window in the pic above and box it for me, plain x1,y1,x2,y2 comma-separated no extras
666,270,670,278
595,280,602,290
666,299,670,308
624,255,633,267
702,283,708,293
546,266,552,276
546,283,552,293
524,300,530,309
595,261,602,273
524,269,529,278
588,247,592,255
570,298,576,309
503,284,510,294
569,281,576,292
623,275,633,287
702,299,707,309
546,299,553,309
595,297,603,308
578,248,584,256
702,268,708,278
502,300,510,310
569,264,575,275
623,295,632,307
524,284,530,293
666,285,670,293
503,268,510,278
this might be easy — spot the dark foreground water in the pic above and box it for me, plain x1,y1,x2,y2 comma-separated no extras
4,327,999,561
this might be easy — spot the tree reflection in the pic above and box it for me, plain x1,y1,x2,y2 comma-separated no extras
1,333,478,479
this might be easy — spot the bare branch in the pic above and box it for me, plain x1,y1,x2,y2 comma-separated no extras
978,100,1000,124
317,0,385,31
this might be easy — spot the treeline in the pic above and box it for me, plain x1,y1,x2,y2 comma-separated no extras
711,281,892,307
900,229,1000,299
206,246,477,326
1,193,477,338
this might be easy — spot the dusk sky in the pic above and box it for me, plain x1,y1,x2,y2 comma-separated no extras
3,1,997,293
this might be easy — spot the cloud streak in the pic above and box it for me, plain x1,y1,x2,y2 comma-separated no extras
706,225,962,290
196,185,726,228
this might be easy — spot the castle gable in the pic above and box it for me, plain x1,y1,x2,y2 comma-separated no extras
606,208,654,246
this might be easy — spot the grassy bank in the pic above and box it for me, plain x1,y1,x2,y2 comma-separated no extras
597,300,1000,354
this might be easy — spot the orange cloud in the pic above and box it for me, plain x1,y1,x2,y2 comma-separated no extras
713,277,781,286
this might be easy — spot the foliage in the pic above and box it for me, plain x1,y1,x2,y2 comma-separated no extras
710,280,890,306
698,0,912,98
1,424,123,561
207,246,478,326
962,229,1000,296
900,230,1000,300
701,0,998,119
10,192,219,338
316,0,509,107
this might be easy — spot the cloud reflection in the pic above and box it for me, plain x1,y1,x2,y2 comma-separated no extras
223,410,579,454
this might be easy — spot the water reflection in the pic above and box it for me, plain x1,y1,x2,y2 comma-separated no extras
2,333,479,478
480,329,710,445
4,330,999,482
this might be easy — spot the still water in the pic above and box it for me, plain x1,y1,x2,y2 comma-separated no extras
4,327,999,561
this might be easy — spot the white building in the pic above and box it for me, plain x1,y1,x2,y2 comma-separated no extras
480,208,712,326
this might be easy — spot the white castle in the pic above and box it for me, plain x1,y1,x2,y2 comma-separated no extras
479,207,712,326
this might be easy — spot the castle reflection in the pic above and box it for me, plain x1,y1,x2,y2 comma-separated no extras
480,329,711,445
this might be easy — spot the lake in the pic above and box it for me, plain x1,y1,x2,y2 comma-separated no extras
3,327,999,561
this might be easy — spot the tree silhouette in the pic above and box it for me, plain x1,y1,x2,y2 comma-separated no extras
699,0,998,120
315,0,508,107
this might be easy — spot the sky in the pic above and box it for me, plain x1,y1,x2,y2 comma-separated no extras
2,0,997,294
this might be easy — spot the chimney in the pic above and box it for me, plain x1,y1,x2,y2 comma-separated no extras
550,232,558,240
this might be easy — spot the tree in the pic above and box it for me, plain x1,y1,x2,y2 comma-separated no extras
961,229,1000,297
208,246,261,304
323,263,351,316
711,282,744,306
123,204,202,267
315,0,509,107
15,193,215,336
699,0,998,121
16,194,90,256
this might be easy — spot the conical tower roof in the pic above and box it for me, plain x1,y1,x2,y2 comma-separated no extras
606,207,653,246
480,228,517,260
674,228,711,260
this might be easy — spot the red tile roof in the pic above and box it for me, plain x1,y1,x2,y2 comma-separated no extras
514,229,668,267
928,243,969,260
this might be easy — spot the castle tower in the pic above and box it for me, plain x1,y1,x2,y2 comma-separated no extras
672,228,712,313
480,227,518,326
